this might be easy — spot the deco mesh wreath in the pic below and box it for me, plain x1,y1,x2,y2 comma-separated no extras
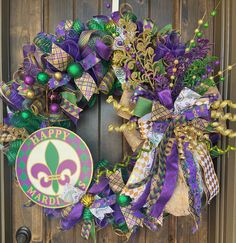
1,6,236,241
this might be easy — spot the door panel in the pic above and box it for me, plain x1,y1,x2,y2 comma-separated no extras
5,0,214,242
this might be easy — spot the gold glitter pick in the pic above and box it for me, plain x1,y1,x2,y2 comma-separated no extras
112,30,161,91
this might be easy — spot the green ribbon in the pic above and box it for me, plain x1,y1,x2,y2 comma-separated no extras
5,139,23,166
210,145,236,158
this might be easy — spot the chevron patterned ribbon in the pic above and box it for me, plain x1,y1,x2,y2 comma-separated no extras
81,219,93,240
146,121,176,209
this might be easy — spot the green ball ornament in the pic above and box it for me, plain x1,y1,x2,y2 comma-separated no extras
197,32,203,38
220,77,225,82
117,194,131,207
203,22,209,28
210,10,217,16
67,63,83,78
20,110,31,119
191,42,197,48
37,72,49,84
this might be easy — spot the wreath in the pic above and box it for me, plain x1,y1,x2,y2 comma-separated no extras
1,5,236,242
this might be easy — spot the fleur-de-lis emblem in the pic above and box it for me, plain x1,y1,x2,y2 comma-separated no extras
31,142,77,194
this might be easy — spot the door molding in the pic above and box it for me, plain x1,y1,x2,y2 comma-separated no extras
209,0,236,242
0,0,12,242
1,1,236,242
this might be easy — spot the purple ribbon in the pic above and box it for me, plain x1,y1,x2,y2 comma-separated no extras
154,31,185,61
150,140,178,218
59,39,81,61
111,11,120,23
95,39,112,61
131,180,151,210
91,194,116,208
60,177,113,230
60,203,84,230
80,52,100,71
157,89,173,109
183,104,210,121
89,177,109,194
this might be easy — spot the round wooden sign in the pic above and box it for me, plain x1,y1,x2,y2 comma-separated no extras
15,127,93,208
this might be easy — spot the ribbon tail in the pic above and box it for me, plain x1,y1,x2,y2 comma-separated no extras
131,180,151,210
150,139,179,217
99,68,116,94
91,220,96,243
60,98,83,124
81,219,93,240
182,142,202,231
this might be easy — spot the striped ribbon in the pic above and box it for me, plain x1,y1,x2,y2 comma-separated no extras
99,68,116,94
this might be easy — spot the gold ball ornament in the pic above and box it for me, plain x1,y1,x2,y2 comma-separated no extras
174,59,179,65
26,90,35,99
54,72,63,81
198,19,204,25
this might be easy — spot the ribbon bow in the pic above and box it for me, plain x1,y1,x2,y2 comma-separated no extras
119,87,219,230
60,178,116,240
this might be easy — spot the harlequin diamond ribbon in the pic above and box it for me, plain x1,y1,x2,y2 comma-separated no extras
193,143,219,202
46,43,73,71
106,170,144,233
60,97,83,124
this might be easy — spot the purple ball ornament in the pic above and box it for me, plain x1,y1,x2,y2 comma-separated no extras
206,66,213,73
24,75,35,86
214,60,220,66
49,103,60,113
117,41,123,46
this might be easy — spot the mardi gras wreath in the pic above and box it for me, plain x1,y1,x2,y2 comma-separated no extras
1,4,236,241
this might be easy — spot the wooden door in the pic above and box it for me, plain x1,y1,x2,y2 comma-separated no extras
0,0,217,242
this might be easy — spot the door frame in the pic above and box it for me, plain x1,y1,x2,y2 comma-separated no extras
1,1,236,242
0,0,12,242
